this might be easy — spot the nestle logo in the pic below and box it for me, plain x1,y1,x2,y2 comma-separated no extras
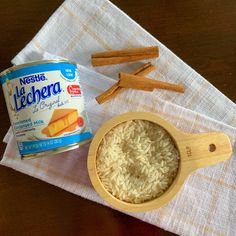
20,73,46,85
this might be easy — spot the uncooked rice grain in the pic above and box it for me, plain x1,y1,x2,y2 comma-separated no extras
96,120,179,204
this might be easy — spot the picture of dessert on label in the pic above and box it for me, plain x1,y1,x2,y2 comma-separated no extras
42,108,84,137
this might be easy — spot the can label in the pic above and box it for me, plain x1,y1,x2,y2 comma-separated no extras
1,61,92,157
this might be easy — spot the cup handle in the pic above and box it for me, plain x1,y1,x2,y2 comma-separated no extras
179,132,232,171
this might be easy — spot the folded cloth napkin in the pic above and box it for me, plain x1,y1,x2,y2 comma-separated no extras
1,0,236,235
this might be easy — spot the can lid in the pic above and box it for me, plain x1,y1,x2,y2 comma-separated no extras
0,59,77,78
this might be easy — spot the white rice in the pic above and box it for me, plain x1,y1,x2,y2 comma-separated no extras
96,120,179,204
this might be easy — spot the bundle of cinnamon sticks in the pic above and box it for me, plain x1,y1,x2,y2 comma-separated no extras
91,46,185,104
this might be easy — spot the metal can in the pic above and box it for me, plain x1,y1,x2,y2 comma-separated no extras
0,60,92,159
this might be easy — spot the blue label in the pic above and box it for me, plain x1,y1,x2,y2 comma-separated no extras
0,62,77,84
60,67,76,80
18,132,92,155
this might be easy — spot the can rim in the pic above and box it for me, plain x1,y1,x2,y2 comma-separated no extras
0,59,77,77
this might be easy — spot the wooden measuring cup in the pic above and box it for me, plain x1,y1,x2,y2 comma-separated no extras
87,112,232,212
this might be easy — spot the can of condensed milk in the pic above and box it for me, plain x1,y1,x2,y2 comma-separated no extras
0,60,92,159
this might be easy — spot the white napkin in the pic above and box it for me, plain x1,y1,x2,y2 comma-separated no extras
1,0,236,235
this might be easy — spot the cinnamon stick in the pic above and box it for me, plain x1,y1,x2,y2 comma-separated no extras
131,62,156,77
95,84,120,104
119,72,185,93
91,46,159,66
95,62,156,104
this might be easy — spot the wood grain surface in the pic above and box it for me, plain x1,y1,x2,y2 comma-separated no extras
0,0,235,235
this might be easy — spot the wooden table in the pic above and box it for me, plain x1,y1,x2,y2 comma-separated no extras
0,1,235,235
